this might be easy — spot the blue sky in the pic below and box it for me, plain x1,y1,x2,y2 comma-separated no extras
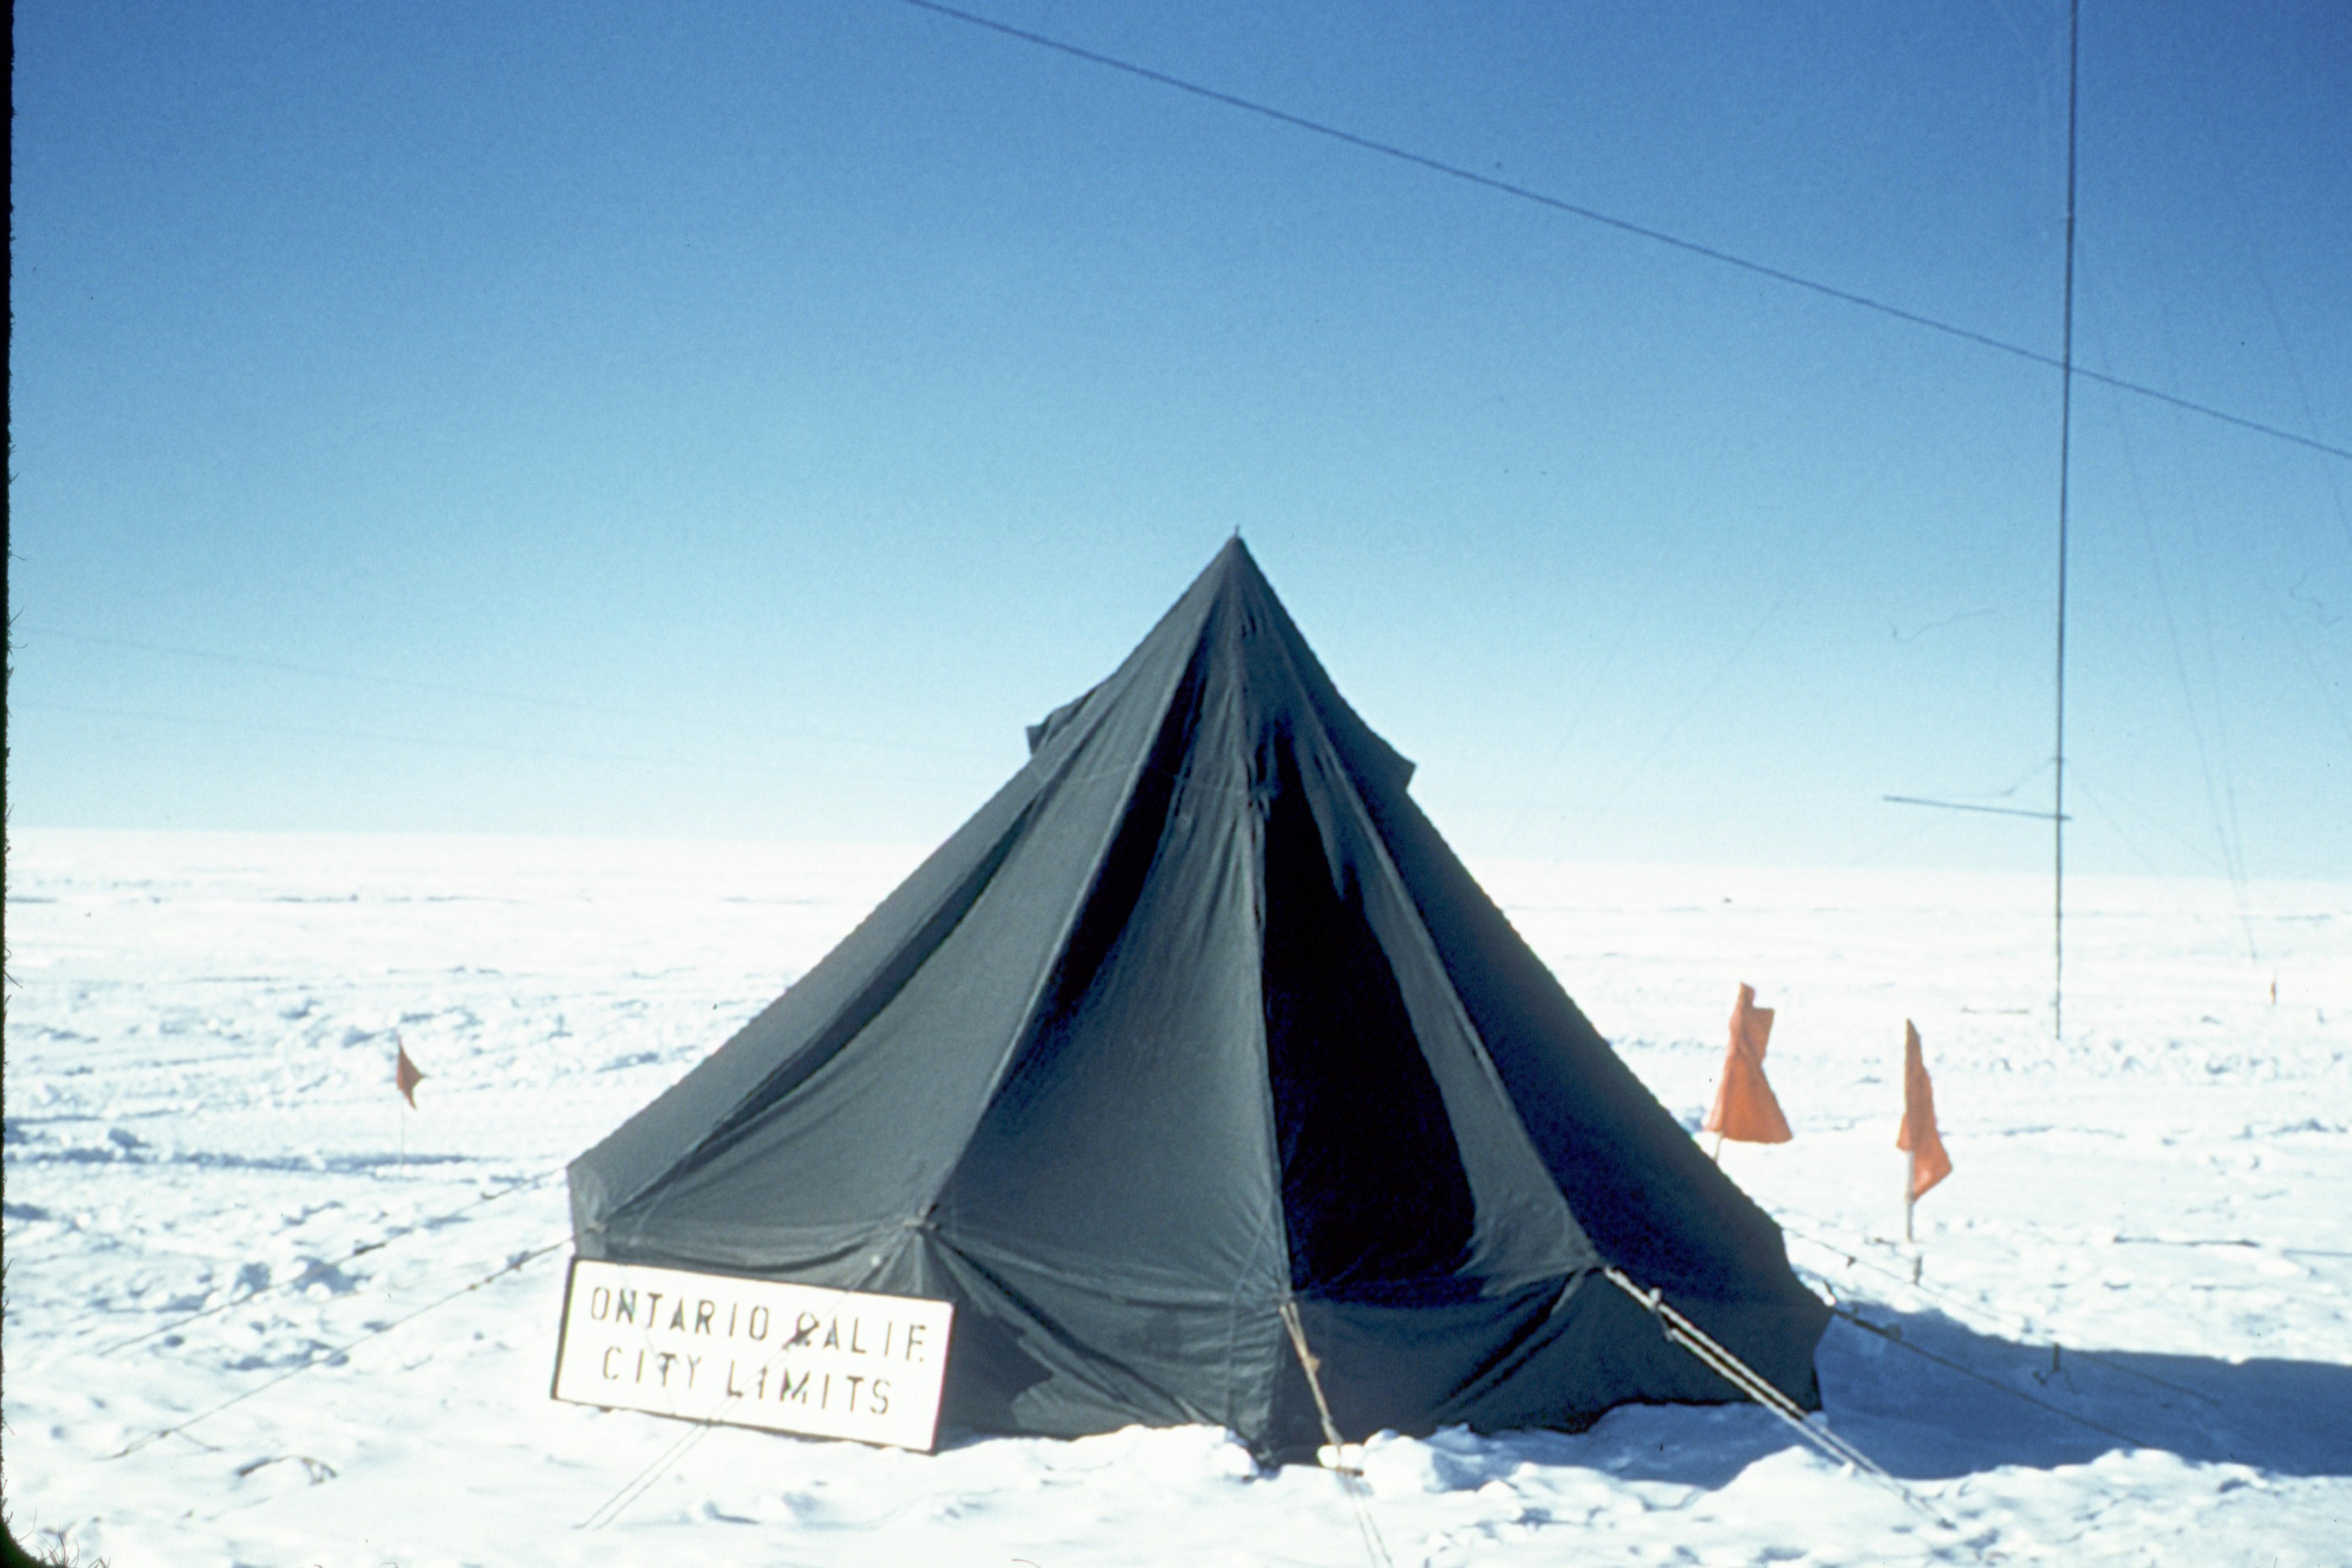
11,1,2348,882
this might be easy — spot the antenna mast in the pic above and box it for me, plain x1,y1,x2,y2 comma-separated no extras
2054,0,2081,1041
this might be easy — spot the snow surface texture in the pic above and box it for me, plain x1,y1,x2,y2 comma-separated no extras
5,829,2347,1566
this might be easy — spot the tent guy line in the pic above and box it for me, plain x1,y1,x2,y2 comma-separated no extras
2112,1236,2352,1260
900,0,2350,464
94,1168,565,1359
576,1407,727,1532
572,1266,905,1531
1824,1302,2155,1451
1600,1266,1947,1526
1278,1302,1400,1568
107,1239,570,1460
1782,1223,2222,1407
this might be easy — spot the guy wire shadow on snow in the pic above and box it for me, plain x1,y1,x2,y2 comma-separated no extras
1387,1403,1831,1495
1812,1304,2352,1480
1391,1303,2352,1496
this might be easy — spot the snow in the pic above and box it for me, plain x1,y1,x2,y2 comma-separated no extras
5,829,2347,1566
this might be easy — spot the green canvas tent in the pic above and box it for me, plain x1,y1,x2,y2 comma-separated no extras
569,539,1828,1455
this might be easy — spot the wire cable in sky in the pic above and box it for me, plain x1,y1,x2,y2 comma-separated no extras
1883,795,2068,822
19,625,1000,760
16,699,984,789
2178,18,2352,552
903,0,2350,465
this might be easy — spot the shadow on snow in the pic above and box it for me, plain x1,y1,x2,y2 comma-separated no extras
1359,1306,2351,1492
1811,1303,2352,1480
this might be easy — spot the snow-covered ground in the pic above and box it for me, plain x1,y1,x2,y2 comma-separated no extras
5,829,2346,1566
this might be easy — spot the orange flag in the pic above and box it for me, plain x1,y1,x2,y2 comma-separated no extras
1896,1020,1952,1200
395,1044,426,1109
1702,984,1792,1144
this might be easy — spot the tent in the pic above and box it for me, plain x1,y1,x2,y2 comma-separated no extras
568,539,1828,1456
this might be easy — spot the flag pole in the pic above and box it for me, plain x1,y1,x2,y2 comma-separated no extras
1896,1020,1951,1245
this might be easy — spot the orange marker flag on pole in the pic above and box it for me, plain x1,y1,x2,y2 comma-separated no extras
1896,1020,1952,1235
395,1044,426,1109
1702,984,1792,1152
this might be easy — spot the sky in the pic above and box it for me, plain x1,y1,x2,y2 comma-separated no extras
11,0,2350,884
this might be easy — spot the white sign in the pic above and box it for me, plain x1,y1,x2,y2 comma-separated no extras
550,1257,955,1451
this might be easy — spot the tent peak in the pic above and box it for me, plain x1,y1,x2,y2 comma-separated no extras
1205,531,1262,582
